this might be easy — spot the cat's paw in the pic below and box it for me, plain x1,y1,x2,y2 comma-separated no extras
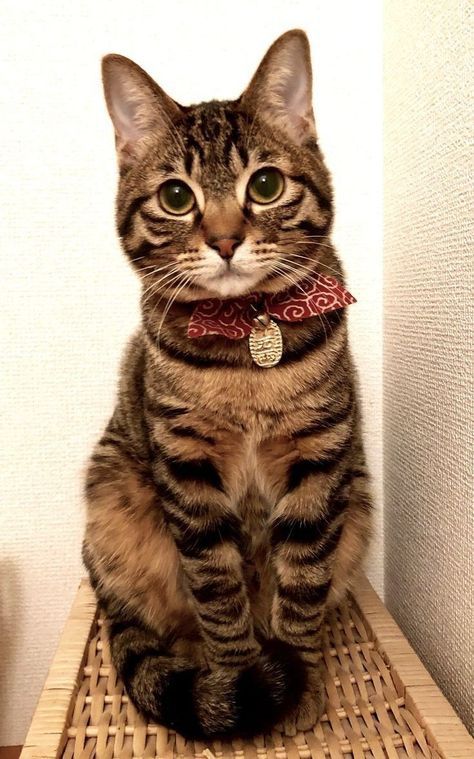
276,669,325,735
234,638,307,737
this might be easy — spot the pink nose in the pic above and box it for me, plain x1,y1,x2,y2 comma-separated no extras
208,237,242,260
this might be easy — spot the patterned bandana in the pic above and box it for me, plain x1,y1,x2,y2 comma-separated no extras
188,274,356,340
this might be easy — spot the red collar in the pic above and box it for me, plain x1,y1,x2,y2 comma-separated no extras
188,274,356,340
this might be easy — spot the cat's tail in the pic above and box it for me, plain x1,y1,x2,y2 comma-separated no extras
109,620,306,739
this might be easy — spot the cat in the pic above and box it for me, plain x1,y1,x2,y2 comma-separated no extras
82,29,372,739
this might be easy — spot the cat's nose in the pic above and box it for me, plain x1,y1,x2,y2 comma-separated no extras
208,236,242,260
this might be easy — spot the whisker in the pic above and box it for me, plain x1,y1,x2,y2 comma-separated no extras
277,256,318,273
268,263,333,345
146,273,186,330
272,257,319,283
278,252,343,279
279,240,335,250
156,274,194,353
266,263,308,296
138,262,178,281
141,269,185,308
135,263,173,273
281,233,330,240
316,314,329,343
141,266,181,295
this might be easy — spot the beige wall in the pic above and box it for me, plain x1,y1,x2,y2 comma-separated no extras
0,0,382,744
384,0,473,733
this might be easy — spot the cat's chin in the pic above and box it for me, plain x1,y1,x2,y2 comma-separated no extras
197,272,264,299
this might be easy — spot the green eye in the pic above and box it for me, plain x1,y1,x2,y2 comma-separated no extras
247,168,284,204
159,180,195,215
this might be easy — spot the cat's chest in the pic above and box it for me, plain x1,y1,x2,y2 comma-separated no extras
231,420,291,509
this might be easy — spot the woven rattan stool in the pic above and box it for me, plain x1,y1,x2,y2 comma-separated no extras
20,576,472,759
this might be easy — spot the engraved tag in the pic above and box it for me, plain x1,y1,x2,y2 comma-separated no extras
248,319,283,368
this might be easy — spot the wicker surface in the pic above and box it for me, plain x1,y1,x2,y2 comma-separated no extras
21,578,473,759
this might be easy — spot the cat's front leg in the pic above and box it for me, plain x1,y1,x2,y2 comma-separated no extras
268,459,354,734
150,436,310,734
151,439,261,670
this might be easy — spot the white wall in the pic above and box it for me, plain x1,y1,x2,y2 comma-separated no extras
384,0,473,732
0,0,382,742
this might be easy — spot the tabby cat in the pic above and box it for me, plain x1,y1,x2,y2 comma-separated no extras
83,30,372,739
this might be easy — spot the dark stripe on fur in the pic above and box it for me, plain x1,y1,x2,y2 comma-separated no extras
278,579,331,606
286,439,351,492
295,218,330,237
118,194,149,238
157,162,175,174
184,151,195,176
279,601,324,624
280,191,305,211
127,240,160,262
292,524,344,565
97,435,127,453
170,425,215,445
294,399,354,438
199,608,242,626
289,174,332,212
152,478,182,509
280,311,343,365
185,135,205,161
146,399,189,419
156,445,223,491
193,579,242,604
204,626,251,643
90,452,115,465
271,514,342,546
140,208,168,224
213,645,259,661
156,334,240,368
166,513,242,558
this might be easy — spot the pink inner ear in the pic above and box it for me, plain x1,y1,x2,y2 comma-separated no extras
273,40,311,121
270,64,313,144
110,78,144,147
258,37,314,142
284,68,310,120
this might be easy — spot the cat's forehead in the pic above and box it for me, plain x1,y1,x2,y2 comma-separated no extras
182,101,248,160
174,100,286,192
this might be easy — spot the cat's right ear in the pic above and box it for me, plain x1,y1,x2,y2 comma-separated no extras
101,55,181,167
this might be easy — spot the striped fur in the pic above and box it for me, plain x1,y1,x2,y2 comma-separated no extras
83,30,372,738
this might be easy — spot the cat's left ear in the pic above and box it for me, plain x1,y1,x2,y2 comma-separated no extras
240,30,316,146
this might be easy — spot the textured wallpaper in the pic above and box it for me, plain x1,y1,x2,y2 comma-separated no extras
384,0,473,733
0,1,382,744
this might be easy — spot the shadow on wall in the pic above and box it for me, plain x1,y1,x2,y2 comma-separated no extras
0,560,23,740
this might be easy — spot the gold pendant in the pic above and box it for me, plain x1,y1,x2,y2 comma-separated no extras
249,317,283,368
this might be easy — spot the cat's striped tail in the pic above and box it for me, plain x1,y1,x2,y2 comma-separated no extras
109,620,306,739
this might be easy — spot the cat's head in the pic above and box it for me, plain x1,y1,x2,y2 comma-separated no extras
102,30,333,301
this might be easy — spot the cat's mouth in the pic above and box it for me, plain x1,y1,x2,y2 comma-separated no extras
199,268,264,298
191,247,271,298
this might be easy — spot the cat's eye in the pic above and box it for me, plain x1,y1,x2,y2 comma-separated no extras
247,168,284,204
158,180,195,215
